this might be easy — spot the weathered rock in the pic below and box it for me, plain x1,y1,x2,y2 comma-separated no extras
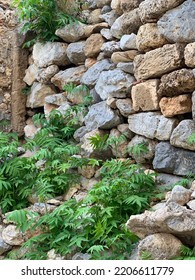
184,43,195,67
158,69,195,97
128,112,178,140
126,201,195,246
85,58,97,68
72,252,91,260
44,103,58,117
26,82,56,108
128,135,157,163
139,0,185,23
84,34,105,58
66,41,86,65
45,93,67,106
187,200,195,210
84,101,122,130
24,124,38,139
111,8,142,39
134,44,185,80
153,142,195,176
120,34,137,50
2,225,24,246
0,238,12,255
23,64,39,86
32,42,70,68
157,0,195,43
80,177,98,190
167,185,191,205
111,50,139,63
47,249,65,260
100,28,114,40
160,94,192,117
137,233,182,260
108,128,129,158
63,185,80,201
136,23,168,52
78,165,96,179
117,62,134,74
67,85,89,105
100,10,119,26
51,66,86,90
87,9,102,24
156,173,187,188
73,126,91,142
116,98,135,117
120,0,144,12
131,79,160,111
117,123,134,139
95,69,134,100
96,0,112,8
100,41,121,57
36,65,59,84
81,59,114,87
170,120,195,151
106,97,117,109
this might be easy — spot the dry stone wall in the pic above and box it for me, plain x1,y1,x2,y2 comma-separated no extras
23,0,195,177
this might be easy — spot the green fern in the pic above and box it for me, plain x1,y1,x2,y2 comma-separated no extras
128,143,149,157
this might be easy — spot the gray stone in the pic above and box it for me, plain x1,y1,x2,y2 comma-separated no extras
153,142,195,176
80,59,114,87
36,65,59,84
128,135,157,164
0,238,12,255
120,0,144,12
117,62,134,74
23,64,39,86
120,34,137,50
100,28,114,40
84,101,122,130
72,252,91,260
95,69,134,100
187,200,195,210
156,173,185,188
45,93,67,106
90,88,102,104
66,41,86,65
157,0,195,43
139,0,185,23
2,225,24,246
128,112,178,140
111,8,142,39
116,98,135,117
32,42,70,68
117,124,134,139
55,22,87,43
100,10,119,26
168,185,191,205
73,126,91,142
100,41,121,57
170,120,195,151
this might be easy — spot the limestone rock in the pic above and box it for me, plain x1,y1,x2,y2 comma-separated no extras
78,165,96,179
24,124,38,139
136,23,168,52
117,124,134,139
95,69,134,100
44,93,67,106
128,112,178,140
67,85,89,105
170,120,195,151
187,200,195,210
66,41,86,65
26,82,56,108
81,59,114,87
128,135,157,163
84,101,122,130
51,66,86,90
84,34,105,58
63,185,80,201
100,41,121,57
157,0,195,43
159,94,192,117
137,233,182,260
73,126,91,142
32,42,70,68
100,28,114,40
108,128,129,158
87,9,102,24
36,65,59,84
120,34,137,50
184,43,195,68
111,8,142,39
2,225,24,246
23,64,39,86
139,0,185,23
134,44,185,80
167,185,191,205
111,50,139,63
85,58,97,68
131,79,160,111
100,10,119,26
120,0,144,12
158,69,195,97
156,173,185,188
153,142,195,176
0,238,12,255
116,98,135,117
117,62,134,74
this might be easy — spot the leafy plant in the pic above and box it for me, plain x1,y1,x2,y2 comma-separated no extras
187,132,195,144
128,143,149,157
173,245,195,260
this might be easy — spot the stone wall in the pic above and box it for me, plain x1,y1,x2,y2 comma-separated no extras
22,0,195,176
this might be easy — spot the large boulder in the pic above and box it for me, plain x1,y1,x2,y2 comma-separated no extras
153,142,195,176
157,0,195,43
128,112,178,140
134,44,184,80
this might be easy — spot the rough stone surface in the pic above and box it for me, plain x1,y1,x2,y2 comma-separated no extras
111,50,139,63
120,34,137,50
32,42,70,68
128,112,178,140
117,123,134,139
117,62,134,74
84,101,122,130
157,0,195,43
44,93,67,106
36,65,59,84
100,28,114,40
167,185,191,206
139,0,185,23
136,23,168,52
100,10,119,26
187,200,195,210
51,66,86,90
120,0,144,12
84,34,105,58
24,124,38,139
2,225,24,246
158,69,195,97
66,41,86,65
156,173,187,188
128,135,157,163
111,8,142,39
134,44,185,80
23,64,39,86
170,120,195,151
100,41,120,57
116,98,135,117
131,79,160,111
81,59,114,87
95,69,134,100
26,83,56,108
126,201,195,246
160,94,192,117
137,233,182,260
0,238,12,255
184,42,195,67
153,142,195,176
